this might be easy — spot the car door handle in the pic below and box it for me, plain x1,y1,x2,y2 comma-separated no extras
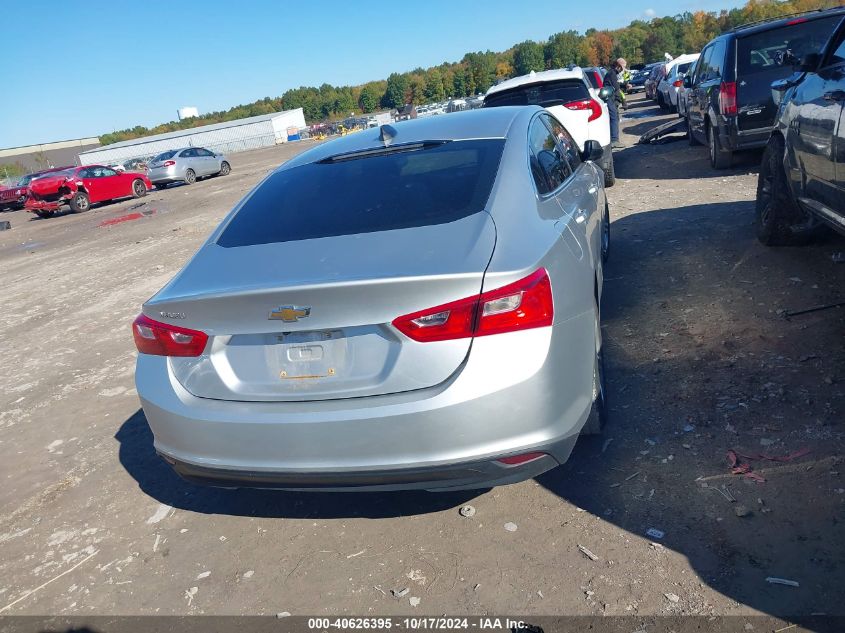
823,90,845,101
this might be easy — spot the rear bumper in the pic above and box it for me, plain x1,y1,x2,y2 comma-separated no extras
718,117,771,151
163,448,569,492
147,165,182,184
136,317,597,492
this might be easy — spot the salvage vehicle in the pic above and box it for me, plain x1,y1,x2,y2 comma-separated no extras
685,7,844,168
0,167,73,211
146,147,231,188
134,107,610,492
656,53,700,111
483,67,615,186
25,165,152,218
756,13,845,244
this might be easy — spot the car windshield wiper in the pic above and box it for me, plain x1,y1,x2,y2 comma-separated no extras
317,140,450,164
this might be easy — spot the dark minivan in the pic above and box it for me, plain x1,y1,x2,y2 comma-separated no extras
685,7,845,168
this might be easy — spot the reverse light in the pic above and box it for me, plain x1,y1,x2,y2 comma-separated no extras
564,98,602,122
392,269,553,342
132,314,208,357
719,81,737,116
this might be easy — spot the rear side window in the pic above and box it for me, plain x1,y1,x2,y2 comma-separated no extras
737,16,841,76
484,79,591,108
217,140,505,247
528,117,570,195
154,150,177,161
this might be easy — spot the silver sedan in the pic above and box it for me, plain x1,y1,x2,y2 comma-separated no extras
146,147,231,188
133,106,611,492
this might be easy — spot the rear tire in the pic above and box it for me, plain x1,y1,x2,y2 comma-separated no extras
132,178,147,198
755,135,813,246
581,342,607,436
69,191,90,213
602,153,615,188
708,123,732,169
687,116,700,146
601,201,610,264
184,169,196,185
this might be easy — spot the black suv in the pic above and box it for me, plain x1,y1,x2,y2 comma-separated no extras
756,14,845,245
684,8,845,169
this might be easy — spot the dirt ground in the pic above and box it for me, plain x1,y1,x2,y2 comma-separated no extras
0,95,843,624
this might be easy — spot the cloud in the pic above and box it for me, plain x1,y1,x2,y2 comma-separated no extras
644,8,656,17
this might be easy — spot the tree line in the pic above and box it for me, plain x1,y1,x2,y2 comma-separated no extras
97,0,842,146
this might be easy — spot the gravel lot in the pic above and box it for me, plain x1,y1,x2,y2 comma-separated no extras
0,95,843,622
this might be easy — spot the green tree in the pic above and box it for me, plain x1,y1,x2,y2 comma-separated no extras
545,31,583,68
512,40,545,75
383,72,409,108
358,85,380,112
424,69,446,102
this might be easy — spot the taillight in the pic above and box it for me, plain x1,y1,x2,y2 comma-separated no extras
132,314,208,357
592,71,604,88
564,99,602,122
163,160,176,167
719,81,737,116
673,80,683,88
392,269,553,343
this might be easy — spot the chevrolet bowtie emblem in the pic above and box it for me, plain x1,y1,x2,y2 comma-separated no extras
269,305,311,322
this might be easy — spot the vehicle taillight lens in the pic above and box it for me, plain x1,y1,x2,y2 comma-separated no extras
592,72,604,88
719,81,737,116
163,160,176,167
673,80,683,88
132,314,208,357
497,452,546,466
564,99,602,122
392,269,553,342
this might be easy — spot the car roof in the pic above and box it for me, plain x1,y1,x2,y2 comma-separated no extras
281,107,537,168
666,53,700,69
485,68,588,96
731,6,845,36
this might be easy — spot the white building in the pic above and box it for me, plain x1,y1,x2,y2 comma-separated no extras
79,108,306,165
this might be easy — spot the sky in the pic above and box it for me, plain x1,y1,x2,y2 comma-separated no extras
0,0,744,148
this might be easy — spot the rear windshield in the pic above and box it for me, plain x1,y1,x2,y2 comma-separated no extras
483,79,590,108
676,62,693,75
217,139,505,247
737,16,841,76
153,150,178,161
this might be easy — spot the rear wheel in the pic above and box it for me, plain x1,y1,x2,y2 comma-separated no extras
708,123,732,169
69,191,90,213
184,169,196,185
132,178,147,198
219,161,231,176
581,328,607,436
601,201,610,263
756,135,813,246
687,116,700,146
602,153,615,188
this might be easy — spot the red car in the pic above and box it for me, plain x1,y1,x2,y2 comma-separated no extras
25,165,152,218
0,167,74,211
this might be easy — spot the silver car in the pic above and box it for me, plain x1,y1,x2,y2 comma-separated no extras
133,106,610,492
146,147,231,188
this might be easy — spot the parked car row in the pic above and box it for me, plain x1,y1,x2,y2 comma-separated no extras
2,146,231,219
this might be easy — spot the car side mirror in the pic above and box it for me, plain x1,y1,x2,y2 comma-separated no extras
797,52,821,73
597,86,613,102
581,140,604,162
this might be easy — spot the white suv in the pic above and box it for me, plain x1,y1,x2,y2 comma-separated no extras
483,68,614,186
